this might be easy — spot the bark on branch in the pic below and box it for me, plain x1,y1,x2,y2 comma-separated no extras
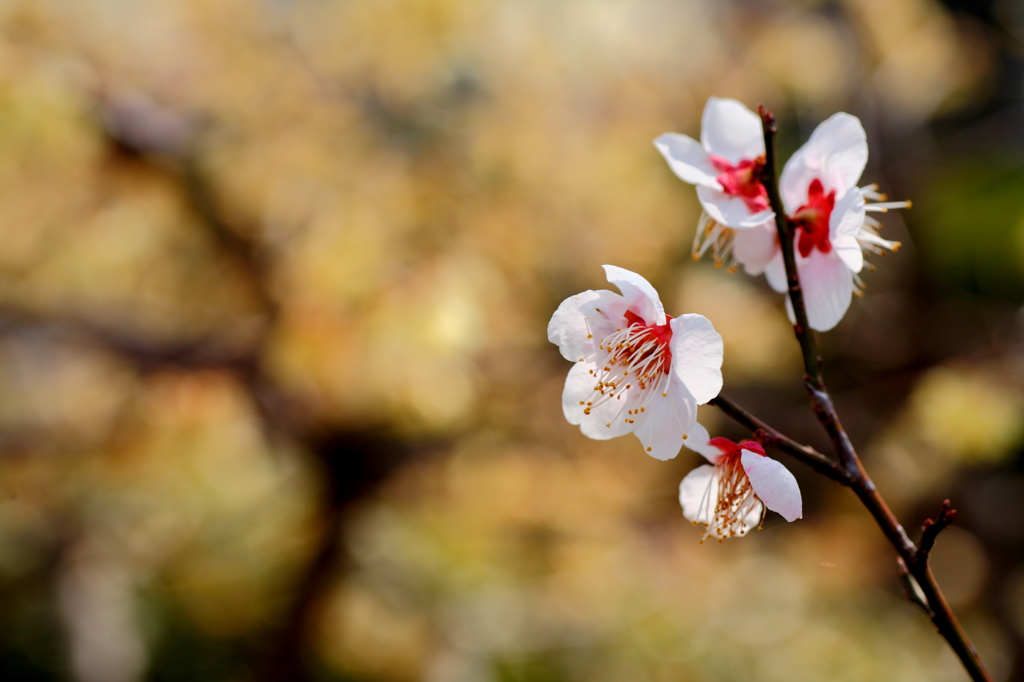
709,105,992,682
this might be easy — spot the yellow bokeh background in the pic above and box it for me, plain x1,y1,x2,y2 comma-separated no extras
0,1,1022,681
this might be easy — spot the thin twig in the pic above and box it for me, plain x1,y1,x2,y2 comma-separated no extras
717,105,994,682
917,500,957,562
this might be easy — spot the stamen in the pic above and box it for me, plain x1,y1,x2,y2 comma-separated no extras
691,212,741,270
580,317,674,426
864,200,912,212
693,449,765,543
852,188,909,269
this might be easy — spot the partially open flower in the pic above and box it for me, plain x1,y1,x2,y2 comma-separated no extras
655,98,775,271
548,266,724,460
757,113,910,331
679,423,802,543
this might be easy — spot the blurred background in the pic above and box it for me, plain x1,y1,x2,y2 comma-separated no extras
0,0,1022,680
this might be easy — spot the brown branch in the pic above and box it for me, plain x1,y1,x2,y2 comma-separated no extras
753,104,992,682
757,106,823,391
897,557,931,616
917,500,957,562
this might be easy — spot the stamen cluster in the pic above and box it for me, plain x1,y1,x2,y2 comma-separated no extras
692,440,766,543
583,318,673,429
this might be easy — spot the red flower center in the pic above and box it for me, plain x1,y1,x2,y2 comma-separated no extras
623,310,673,375
709,154,769,213
791,178,836,257
709,437,766,461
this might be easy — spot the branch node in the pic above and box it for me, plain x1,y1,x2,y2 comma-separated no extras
897,557,932,616
916,500,956,563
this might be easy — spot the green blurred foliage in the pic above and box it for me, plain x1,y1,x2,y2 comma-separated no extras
920,160,1024,300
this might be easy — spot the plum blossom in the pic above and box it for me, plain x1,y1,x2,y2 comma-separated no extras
654,98,775,272
757,113,910,332
548,265,724,460
678,423,802,543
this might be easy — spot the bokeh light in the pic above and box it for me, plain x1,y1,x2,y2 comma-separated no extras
0,0,1022,681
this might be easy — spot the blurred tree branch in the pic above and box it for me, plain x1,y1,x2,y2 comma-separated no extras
0,91,427,682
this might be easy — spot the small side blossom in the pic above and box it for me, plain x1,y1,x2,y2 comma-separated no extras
758,113,910,331
654,98,775,270
678,423,802,543
548,265,724,461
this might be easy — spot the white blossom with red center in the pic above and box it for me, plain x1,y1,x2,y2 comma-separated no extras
750,112,910,331
548,266,724,460
678,423,802,543
654,98,776,272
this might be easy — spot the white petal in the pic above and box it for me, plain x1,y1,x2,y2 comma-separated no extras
809,113,868,194
561,361,634,439
733,222,779,276
779,113,867,210
631,376,697,460
654,133,721,188
830,188,866,273
602,265,666,326
547,289,624,362
700,97,764,165
778,156,813,216
679,464,716,525
831,187,866,239
680,421,722,464
696,186,774,229
785,251,854,331
741,450,802,522
763,251,788,293
668,314,723,404
833,234,863,274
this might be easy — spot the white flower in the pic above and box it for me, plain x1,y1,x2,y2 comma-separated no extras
654,97,775,271
760,113,910,331
548,265,724,460
678,423,802,543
